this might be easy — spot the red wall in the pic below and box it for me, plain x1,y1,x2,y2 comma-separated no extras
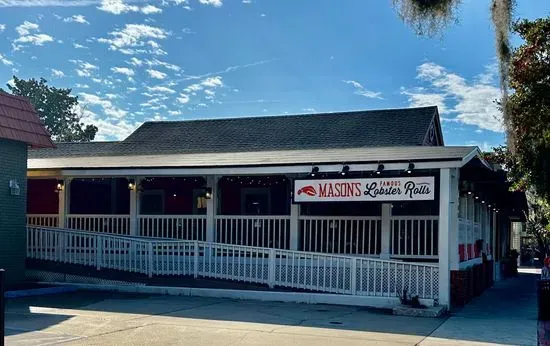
27,179,59,214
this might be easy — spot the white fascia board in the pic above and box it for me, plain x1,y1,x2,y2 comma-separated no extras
459,147,494,170
25,160,465,178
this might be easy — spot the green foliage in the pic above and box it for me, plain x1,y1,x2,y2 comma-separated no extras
525,195,550,258
2,76,97,142
507,17,550,199
391,0,461,36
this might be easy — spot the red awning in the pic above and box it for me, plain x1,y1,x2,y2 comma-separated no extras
0,92,55,148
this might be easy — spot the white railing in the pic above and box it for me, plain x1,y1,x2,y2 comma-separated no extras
390,216,438,259
139,215,207,241
215,215,290,249
26,226,439,300
27,214,59,228
66,214,130,235
299,216,381,256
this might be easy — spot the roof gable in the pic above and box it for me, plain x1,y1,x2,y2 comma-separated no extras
124,106,441,154
29,106,442,159
0,92,54,148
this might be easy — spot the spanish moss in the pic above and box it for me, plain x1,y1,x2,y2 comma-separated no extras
392,0,462,37
491,0,515,149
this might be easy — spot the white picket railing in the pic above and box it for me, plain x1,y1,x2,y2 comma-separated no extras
26,226,439,300
299,216,381,256
27,214,59,228
66,214,130,235
139,215,207,241
390,216,439,259
215,215,290,249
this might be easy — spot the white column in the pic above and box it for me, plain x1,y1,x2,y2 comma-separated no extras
129,177,141,236
467,195,475,260
438,168,459,308
289,204,300,251
380,203,392,260
205,175,219,243
58,177,71,228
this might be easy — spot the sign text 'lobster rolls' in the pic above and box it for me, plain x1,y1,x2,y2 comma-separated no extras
294,177,435,202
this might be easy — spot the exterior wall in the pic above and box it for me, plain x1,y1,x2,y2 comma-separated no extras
27,178,58,214
0,138,28,284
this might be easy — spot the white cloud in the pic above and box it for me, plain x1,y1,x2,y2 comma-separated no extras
404,62,503,132
177,93,190,104
80,92,128,119
141,4,162,14
199,0,222,6
98,24,169,55
128,57,143,66
70,59,98,77
146,85,176,94
77,104,138,141
63,14,89,24
111,66,135,76
73,43,88,49
98,0,139,14
51,68,65,77
0,53,13,66
0,24,5,32
13,21,53,50
201,76,223,88
168,110,182,116
146,69,167,79
400,87,447,114
145,58,180,71
343,80,383,99
75,83,90,89
242,0,252,3
15,21,38,35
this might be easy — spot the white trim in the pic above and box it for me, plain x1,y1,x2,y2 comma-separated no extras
41,282,435,309
459,257,483,269
29,160,466,178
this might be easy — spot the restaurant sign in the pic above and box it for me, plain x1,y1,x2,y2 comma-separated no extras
294,177,435,202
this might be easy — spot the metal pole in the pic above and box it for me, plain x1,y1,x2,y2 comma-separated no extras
0,269,5,346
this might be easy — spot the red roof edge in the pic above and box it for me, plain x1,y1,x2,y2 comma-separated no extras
0,92,55,148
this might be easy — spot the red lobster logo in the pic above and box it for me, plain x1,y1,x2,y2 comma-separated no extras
297,185,316,196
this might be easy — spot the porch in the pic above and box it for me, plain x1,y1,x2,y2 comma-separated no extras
27,175,444,261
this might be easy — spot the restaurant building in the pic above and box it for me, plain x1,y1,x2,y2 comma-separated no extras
25,106,526,308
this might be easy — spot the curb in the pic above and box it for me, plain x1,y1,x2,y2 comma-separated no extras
4,285,77,299
41,281,435,310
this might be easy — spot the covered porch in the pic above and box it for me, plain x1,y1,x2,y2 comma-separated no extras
25,145,523,308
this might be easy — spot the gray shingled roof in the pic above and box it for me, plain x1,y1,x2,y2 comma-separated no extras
29,106,440,159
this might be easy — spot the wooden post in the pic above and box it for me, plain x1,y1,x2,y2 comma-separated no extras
268,248,276,288
206,175,219,243
129,177,141,236
380,203,392,260
58,177,71,228
0,269,5,345
438,168,459,308
289,204,300,250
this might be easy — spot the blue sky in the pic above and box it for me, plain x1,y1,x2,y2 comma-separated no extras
0,0,548,146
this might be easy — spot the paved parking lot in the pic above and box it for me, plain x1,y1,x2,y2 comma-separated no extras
4,270,538,345
5,291,445,345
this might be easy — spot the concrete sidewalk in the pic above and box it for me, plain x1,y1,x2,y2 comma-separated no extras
420,268,539,346
4,269,538,345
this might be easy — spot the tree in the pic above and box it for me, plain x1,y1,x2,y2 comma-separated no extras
525,195,550,260
3,77,97,142
507,18,550,199
391,0,515,141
